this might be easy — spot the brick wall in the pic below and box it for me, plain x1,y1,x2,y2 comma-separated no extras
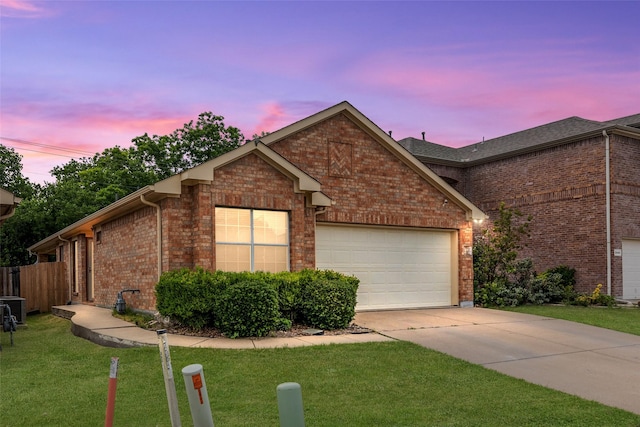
269,113,474,303
90,112,477,310
93,206,157,310
611,134,640,296
213,153,311,271
459,134,640,296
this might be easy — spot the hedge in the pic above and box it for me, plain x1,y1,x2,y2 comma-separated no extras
155,268,359,337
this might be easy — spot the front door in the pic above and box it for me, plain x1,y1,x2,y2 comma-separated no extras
86,238,94,302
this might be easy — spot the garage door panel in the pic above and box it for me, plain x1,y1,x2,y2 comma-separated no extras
316,225,453,310
623,240,640,300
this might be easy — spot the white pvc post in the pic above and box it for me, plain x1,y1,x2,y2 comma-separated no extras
277,382,305,427
182,364,214,427
157,330,182,427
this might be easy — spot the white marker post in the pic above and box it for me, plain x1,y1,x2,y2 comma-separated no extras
182,364,214,427
277,382,305,427
157,329,181,427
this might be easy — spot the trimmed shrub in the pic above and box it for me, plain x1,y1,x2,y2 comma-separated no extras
270,271,302,323
216,277,280,338
155,268,358,336
299,269,359,329
155,268,229,329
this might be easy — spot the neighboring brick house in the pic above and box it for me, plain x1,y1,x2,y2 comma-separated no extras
400,114,640,299
28,102,485,312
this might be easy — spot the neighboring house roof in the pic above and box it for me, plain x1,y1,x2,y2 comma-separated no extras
28,101,487,254
0,188,21,225
400,114,640,166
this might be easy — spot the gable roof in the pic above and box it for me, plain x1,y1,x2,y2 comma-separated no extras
28,101,487,254
261,101,486,221
28,142,332,254
400,113,640,166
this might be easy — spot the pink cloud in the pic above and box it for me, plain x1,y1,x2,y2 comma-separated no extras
249,100,333,138
340,44,638,145
0,0,51,18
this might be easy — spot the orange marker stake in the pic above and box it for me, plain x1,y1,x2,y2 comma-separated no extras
105,357,119,427
192,373,204,404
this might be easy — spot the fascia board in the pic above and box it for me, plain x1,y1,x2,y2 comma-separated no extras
253,143,322,192
196,142,323,193
341,104,487,221
260,101,354,145
28,186,158,253
0,188,21,205
311,192,332,207
261,100,486,221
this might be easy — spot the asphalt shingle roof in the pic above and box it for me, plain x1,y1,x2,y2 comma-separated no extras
399,113,640,165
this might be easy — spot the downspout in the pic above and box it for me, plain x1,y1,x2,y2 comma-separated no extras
58,235,72,303
140,195,162,281
603,130,612,296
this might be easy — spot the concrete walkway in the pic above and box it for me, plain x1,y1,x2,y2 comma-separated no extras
354,308,640,415
52,304,392,350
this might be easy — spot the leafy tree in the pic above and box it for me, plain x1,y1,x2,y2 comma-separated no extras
1,112,244,266
132,112,243,179
0,144,36,198
473,202,533,287
0,196,52,266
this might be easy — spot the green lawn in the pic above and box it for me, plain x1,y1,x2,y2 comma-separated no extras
502,304,640,336
1,314,639,426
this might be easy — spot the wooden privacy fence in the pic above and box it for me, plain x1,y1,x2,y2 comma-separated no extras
17,263,67,313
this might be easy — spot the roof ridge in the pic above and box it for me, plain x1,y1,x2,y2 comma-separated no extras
473,116,601,147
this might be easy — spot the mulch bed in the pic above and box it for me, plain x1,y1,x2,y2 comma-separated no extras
146,320,372,339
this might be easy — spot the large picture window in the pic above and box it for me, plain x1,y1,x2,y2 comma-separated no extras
215,207,289,273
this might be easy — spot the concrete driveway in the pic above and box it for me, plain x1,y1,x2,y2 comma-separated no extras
354,307,640,415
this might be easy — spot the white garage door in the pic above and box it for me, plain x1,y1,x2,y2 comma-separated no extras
316,224,455,310
622,240,640,300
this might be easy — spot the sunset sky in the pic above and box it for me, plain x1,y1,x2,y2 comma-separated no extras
1,1,638,184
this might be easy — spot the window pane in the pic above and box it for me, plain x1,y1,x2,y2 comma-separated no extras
254,246,288,273
216,244,251,272
215,208,251,243
254,210,288,244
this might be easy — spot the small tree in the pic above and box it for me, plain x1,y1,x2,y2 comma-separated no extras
473,202,532,289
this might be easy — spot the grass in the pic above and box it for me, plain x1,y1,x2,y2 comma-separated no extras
501,304,640,336
1,314,640,426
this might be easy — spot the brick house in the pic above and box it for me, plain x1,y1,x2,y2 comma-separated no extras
400,114,640,299
28,102,485,312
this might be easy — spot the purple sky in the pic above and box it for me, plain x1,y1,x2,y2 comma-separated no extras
1,1,639,184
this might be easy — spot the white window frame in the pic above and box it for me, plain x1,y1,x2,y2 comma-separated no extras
215,207,290,272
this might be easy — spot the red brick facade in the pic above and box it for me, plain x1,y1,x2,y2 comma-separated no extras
33,104,482,312
50,110,474,311
427,133,640,296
